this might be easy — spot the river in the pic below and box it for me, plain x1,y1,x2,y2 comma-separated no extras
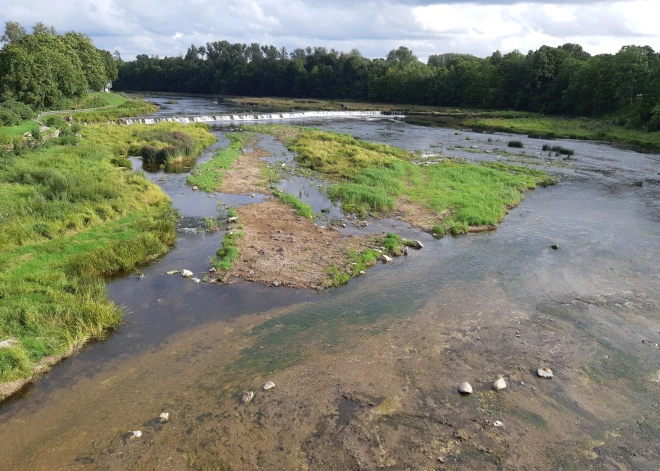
0,96,658,470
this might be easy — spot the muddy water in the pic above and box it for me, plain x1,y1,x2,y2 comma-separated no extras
1,96,659,470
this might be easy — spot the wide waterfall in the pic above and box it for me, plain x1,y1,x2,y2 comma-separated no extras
121,110,404,125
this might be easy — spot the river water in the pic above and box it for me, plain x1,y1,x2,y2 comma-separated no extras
0,96,659,470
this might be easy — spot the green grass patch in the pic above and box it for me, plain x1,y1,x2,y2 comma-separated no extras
325,265,350,287
72,99,158,124
253,125,554,234
348,248,381,277
0,121,215,384
74,92,128,109
272,189,314,219
0,121,40,145
212,231,242,272
186,133,244,192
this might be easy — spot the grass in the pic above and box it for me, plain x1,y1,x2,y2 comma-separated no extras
272,189,315,219
508,140,524,148
186,133,244,191
253,125,555,234
71,99,158,123
74,92,128,109
212,231,242,272
0,122,216,384
463,116,660,149
0,121,40,145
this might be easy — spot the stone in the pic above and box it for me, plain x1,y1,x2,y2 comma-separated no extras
272,281,280,287
209,267,217,274
263,381,275,390
130,430,143,439
192,186,199,191
493,378,507,391
359,271,366,275
551,244,559,250
382,255,393,263
228,217,238,222
0,338,18,349
493,420,503,427
403,247,410,256
191,278,201,283
538,367,553,379
413,240,424,249
437,457,445,463
458,382,473,394
241,391,255,404
181,269,194,278
159,413,170,423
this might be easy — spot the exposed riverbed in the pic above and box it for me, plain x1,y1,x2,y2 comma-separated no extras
0,96,659,470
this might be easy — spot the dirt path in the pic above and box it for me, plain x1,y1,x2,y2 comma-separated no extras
227,199,374,289
219,146,272,195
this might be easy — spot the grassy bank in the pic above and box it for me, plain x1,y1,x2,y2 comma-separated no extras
0,122,216,387
0,121,40,145
272,189,314,219
186,133,246,191
249,125,554,234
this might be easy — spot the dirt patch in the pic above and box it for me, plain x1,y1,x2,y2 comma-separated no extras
394,195,448,231
227,199,374,289
219,146,271,195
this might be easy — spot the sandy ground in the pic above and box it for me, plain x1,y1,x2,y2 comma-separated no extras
227,199,374,289
219,146,271,195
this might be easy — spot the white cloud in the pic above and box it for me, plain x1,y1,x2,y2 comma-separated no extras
0,0,658,60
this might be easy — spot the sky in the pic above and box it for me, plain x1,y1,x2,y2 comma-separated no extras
1,0,658,61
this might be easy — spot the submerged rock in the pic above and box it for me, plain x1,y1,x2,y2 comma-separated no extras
263,381,275,390
191,278,201,283
538,367,553,379
181,269,194,278
382,255,393,263
403,247,409,256
166,270,180,275
458,382,473,394
493,378,507,391
241,391,255,404
413,240,424,249
159,413,170,423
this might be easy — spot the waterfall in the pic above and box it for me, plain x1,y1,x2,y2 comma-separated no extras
121,110,405,126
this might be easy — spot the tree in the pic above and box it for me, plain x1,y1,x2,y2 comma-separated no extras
31,22,56,35
386,46,418,66
99,49,119,83
1,21,26,45
62,32,107,91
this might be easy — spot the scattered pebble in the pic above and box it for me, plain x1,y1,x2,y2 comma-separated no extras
493,420,503,427
263,381,275,390
159,413,170,423
458,382,473,394
538,367,553,379
493,378,507,391
241,391,254,404
181,269,193,278
130,430,142,439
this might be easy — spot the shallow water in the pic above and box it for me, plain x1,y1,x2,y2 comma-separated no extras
1,96,659,470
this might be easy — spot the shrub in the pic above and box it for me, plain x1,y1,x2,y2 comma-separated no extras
508,140,524,148
31,128,42,141
542,144,574,156
2,100,35,120
43,115,69,129
141,145,159,163
110,156,132,169
0,108,20,126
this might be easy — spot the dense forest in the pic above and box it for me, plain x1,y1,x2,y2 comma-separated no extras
115,42,660,131
0,21,118,115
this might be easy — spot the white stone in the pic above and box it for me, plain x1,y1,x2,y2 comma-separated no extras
241,391,254,404
0,339,18,349
228,217,238,222
413,240,424,249
493,378,507,391
493,420,503,427
181,269,193,278
263,381,275,390
130,430,143,438
166,270,180,275
159,413,170,422
538,367,553,379
382,255,393,263
192,186,199,191
191,278,201,283
458,382,473,394
359,271,366,275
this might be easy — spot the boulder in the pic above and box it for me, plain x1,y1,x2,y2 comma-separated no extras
458,382,473,394
181,269,194,278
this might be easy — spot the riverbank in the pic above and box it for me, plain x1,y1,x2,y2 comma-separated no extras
0,121,216,398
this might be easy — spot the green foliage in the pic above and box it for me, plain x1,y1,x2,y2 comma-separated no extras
272,189,315,218
212,231,242,272
508,140,524,148
226,207,238,218
348,249,381,277
0,121,216,383
380,233,404,256
325,265,350,287
203,217,219,231
72,99,158,123
186,133,243,191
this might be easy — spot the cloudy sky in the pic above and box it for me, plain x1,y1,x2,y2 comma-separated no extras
1,0,658,61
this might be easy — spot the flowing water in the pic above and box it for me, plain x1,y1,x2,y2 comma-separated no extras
1,96,659,470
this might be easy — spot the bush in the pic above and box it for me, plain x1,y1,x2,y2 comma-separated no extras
0,108,21,126
542,144,575,156
2,100,34,120
508,140,524,148
110,156,132,169
141,145,159,163
43,115,69,129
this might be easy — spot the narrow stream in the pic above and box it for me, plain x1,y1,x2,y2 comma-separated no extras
1,96,658,470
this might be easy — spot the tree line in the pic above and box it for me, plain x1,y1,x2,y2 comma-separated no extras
0,21,118,110
115,42,660,131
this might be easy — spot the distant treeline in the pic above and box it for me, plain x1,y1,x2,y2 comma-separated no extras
115,42,660,130
0,21,118,110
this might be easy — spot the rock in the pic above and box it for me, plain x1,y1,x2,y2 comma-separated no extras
191,278,201,283
241,391,254,404
192,186,199,191
437,456,446,463
538,367,553,379
130,430,143,439
493,420,503,427
413,240,424,249
209,267,217,274
159,413,170,423
633,181,644,187
382,255,393,263
403,247,410,256
263,381,275,390
493,378,507,391
0,338,18,349
181,269,194,278
341,223,347,228
458,382,473,394
551,244,559,250
228,217,238,222
272,281,280,287
359,271,366,275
